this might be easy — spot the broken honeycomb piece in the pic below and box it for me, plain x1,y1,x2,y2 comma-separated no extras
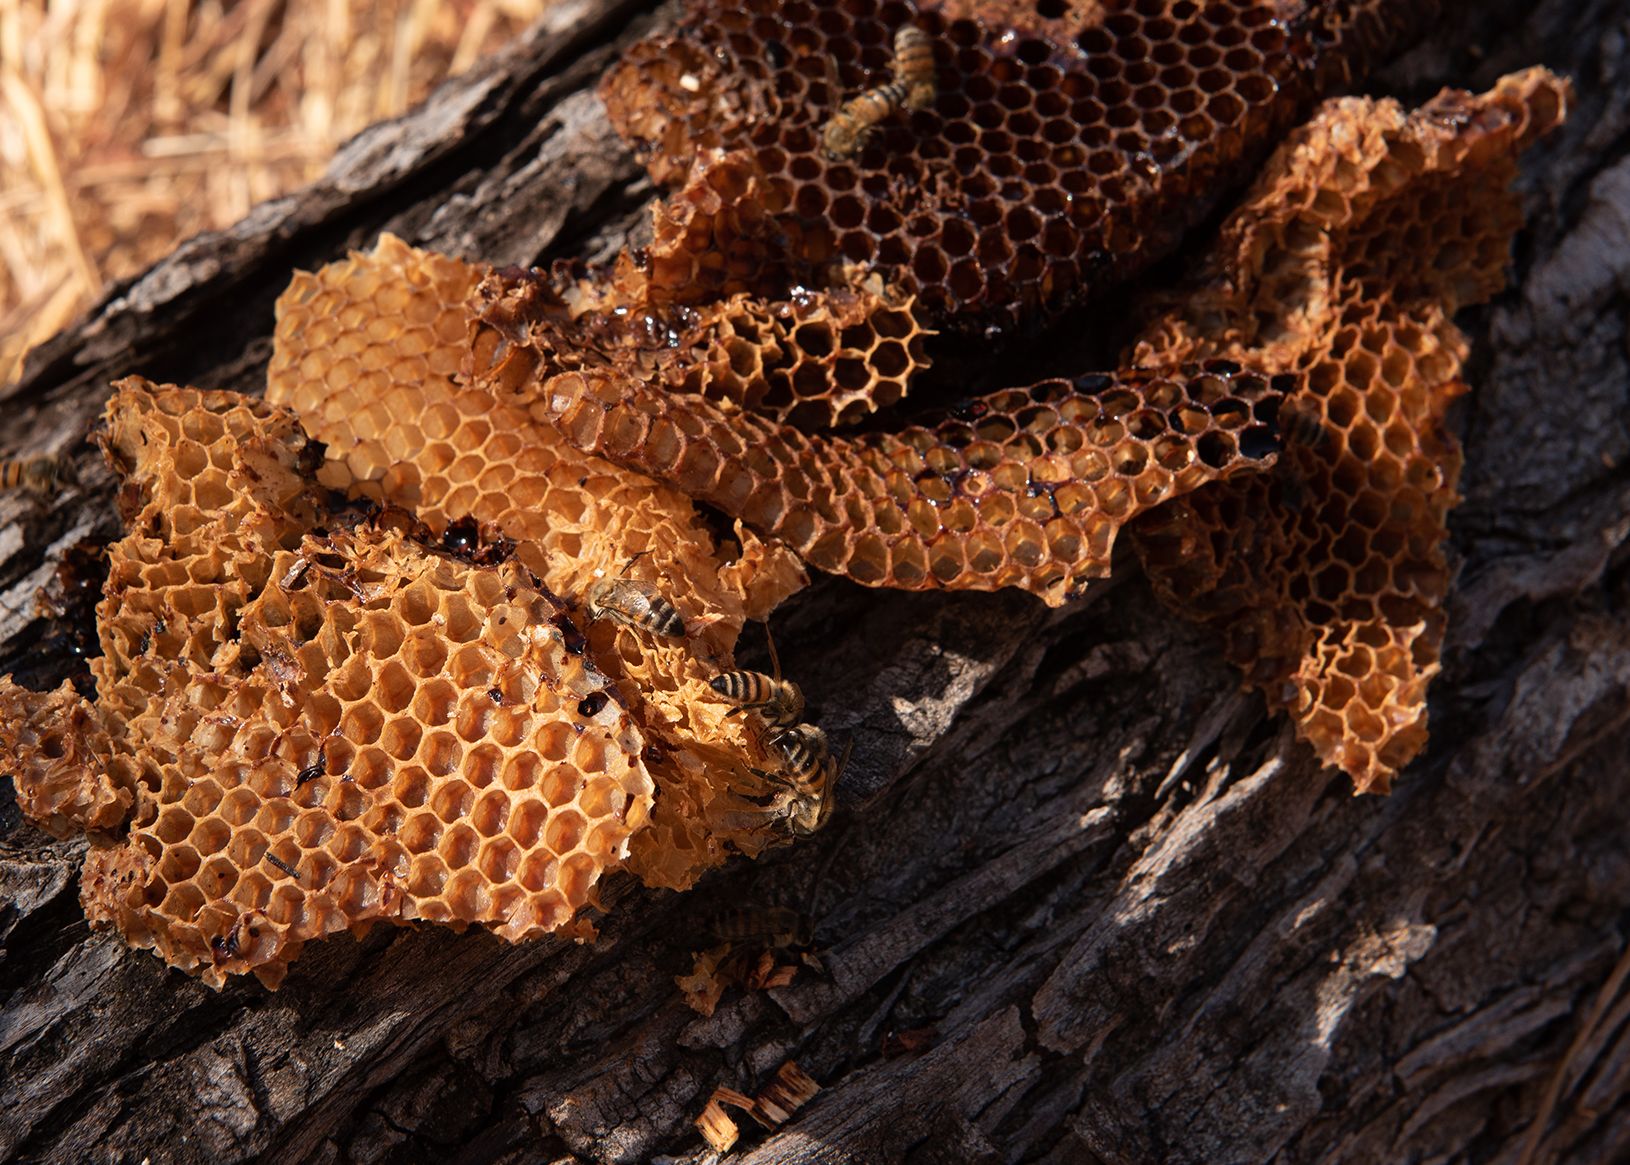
562,270,934,433
42,381,330,851
677,942,739,1017
590,268,938,433
9,381,659,987
472,283,1285,605
267,235,804,644
266,235,814,890
266,236,479,510
544,149,939,431
661,280,933,430
633,149,806,305
93,382,325,733
677,920,807,1016
98,529,655,987
599,34,738,190
1129,68,1569,792
599,0,1439,337
597,150,934,426
0,679,130,837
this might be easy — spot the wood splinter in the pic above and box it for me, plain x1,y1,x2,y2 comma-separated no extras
696,1061,821,1152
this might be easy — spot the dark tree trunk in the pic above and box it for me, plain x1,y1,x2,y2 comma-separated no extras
2,1,1628,1162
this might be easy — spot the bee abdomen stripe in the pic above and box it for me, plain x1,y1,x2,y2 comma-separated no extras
650,602,686,636
711,671,759,700
866,81,909,112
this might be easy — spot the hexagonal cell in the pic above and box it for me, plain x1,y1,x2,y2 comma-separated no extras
545,810,587,857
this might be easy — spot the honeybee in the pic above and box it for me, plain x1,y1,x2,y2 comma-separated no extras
893,26,937,111
710,621,804,726
712,668,805,725
768,722,827,780
765,724,848,836
822,25,938,160
584,563,686,638
710,906,814,949
1276,399,1336,456
0,455,73,493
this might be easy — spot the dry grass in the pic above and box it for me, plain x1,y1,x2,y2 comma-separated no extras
0,0,550,388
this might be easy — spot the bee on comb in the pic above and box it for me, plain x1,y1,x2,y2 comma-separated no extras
710,621,805,727
583,552,686,638
822,25,938,159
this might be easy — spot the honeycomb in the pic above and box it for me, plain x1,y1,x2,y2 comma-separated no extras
0,0,1565,990
95,384,324,730
0,680,130,837
1128,68,1570,792
265,236,802,632
265,235,814,889
598,0,1442,337
616,148,807,306
539,149,937,430
673,277,932,429
589,1,1557,789
2,385,326,833
677,941,801,1018
5,383,666,986
476,286,1282,604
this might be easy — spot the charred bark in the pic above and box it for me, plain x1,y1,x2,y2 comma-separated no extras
2,1,1628,1162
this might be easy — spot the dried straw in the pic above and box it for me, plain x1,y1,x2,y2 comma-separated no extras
0,0,549,388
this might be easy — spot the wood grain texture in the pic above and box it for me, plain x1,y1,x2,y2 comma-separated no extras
2,1,1628,1162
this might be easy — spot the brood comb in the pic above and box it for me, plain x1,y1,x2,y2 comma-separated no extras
599,0,1442,337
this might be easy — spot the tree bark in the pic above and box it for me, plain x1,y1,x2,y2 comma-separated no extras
2,1,1628,1162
